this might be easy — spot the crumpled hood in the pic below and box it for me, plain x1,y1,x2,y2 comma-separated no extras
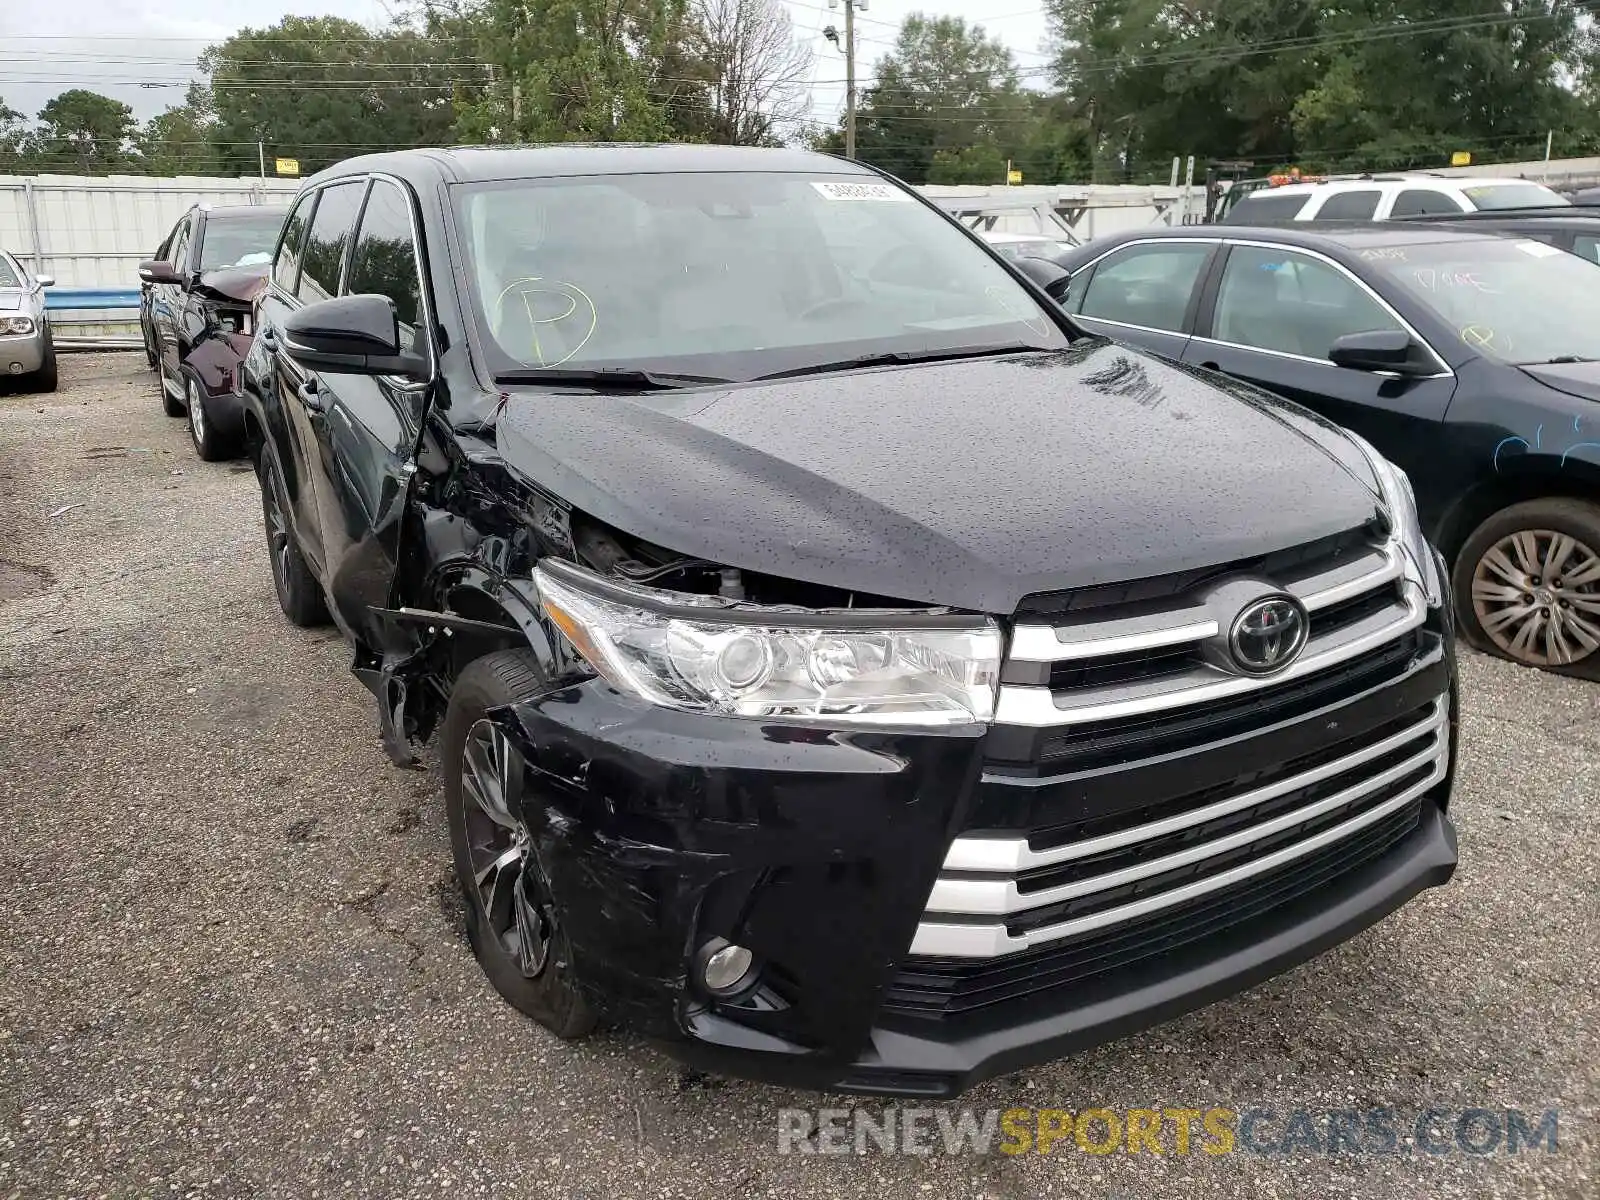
494,341,1383,613
193,264,268,304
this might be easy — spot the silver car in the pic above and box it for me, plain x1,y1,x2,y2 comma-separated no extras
0,250,56,392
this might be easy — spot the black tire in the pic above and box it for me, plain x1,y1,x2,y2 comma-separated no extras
29,328,57,394
142,319,158,370
256,450,329,626
157,344,184,416
1452,497,1600,672
184,373,234,462
441,650,597,1039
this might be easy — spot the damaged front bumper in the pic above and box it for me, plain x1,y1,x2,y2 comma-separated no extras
500,632,1459,1098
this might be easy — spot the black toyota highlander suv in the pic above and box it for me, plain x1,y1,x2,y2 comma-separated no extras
239,145,1459,1097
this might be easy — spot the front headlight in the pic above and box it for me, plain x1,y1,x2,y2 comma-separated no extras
0,316,36,336
1346,432,1442,606
534,560,1002,726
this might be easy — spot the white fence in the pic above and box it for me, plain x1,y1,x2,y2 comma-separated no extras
0,173,302,342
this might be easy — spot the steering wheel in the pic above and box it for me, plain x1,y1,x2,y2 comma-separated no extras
796,296,874,322
492,277,597,367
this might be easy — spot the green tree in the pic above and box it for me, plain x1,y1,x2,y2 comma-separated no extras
0,97,30,172
453,0,700,143
833,13,1030,184
138,85,221,176
34,89,136,174
200,16,465,176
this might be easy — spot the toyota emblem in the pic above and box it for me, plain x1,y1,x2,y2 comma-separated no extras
1228,595,1309,675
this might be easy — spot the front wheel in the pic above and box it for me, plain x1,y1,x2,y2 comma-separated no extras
186,375,233,461
441,650,597,1039
29,328,57,394
1453,497,1600,671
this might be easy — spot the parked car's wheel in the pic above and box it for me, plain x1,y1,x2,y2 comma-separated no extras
30,327,57,394
185,374,232,462
256,450,328,626
441,650,597,1040
1453,497,1600,670
142,319,158,370
155,343,184,417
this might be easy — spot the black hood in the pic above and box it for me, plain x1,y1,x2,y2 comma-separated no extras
494,342,1383,613
1519,360,1600,404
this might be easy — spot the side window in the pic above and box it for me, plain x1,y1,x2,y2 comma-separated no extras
1212,246,1402,360
1573,235,1600,265
1312,190,1381,220
1390,189,1467,217
345,179,424,336
274,193,315,292
1221,193,1310,224
1074,243,1212,332
167,217,192,272
296,181,367,304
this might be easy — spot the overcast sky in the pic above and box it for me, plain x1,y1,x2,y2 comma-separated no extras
0,1,1056,131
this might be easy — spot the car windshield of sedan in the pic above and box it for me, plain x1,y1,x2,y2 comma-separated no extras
0,256,20,287
199,212,285,271
453,172,1070,381
1366,238,1600,364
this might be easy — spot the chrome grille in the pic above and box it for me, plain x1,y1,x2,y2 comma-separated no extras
909,534,1445,962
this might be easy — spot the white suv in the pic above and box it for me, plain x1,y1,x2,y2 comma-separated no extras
1221,174,1568,224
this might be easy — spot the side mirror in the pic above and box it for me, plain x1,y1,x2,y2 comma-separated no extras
282,294,428,380
138,259,182,285
1329,329,1428,374
35,273,54,288
1013,255,1073,303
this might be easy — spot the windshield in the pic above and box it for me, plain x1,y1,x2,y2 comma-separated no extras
0,256,20,287
199,212,285,271
1462,183,1568,211
1367,237,1600,363
454,172,1068,381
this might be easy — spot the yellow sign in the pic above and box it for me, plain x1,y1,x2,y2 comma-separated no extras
1450,151,1472,167
1007,168,1023,184
275,157,301,177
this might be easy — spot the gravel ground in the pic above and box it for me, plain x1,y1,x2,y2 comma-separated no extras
1,353,1596,1199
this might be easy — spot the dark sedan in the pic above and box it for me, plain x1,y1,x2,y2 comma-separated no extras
1053,223,1600,675
139,203,288,460
1390,206,1600,263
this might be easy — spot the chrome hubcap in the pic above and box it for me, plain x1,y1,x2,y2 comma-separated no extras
460,719,551,978
1471,528,1600,666
188,380,205,443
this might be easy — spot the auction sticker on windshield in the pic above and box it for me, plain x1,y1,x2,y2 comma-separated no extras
811,181,913,202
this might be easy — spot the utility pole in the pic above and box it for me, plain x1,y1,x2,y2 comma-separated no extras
844,0,857,159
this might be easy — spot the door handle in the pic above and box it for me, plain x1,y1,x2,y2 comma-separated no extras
297,378,325,413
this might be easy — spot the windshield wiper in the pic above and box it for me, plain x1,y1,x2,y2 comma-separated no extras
493,367,731,390
753,341,1050,382
1518,356,1598,365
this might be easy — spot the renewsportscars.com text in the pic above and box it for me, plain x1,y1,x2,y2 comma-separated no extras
776,1106,1559,1157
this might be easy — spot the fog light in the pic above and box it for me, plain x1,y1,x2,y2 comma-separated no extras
7,362,22,374
700,941,755,994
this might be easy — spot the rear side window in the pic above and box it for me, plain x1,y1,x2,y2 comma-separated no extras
1074,243,1212,332
1390,190,1466,217
273,194,314,291
296,181,367,304
1574,235,1600,264
346,179,424,333
1312,190,1381,220
1221,193,1310,224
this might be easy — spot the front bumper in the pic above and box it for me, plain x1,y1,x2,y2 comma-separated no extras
501,604,1459,1098
1,329,45,375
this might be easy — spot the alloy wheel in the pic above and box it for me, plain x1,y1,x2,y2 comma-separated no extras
262,466,292,593
187,379,206,446
460,718,552,978
1471,528,1600,666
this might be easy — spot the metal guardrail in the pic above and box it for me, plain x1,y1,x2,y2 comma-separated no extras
43,287,144,351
